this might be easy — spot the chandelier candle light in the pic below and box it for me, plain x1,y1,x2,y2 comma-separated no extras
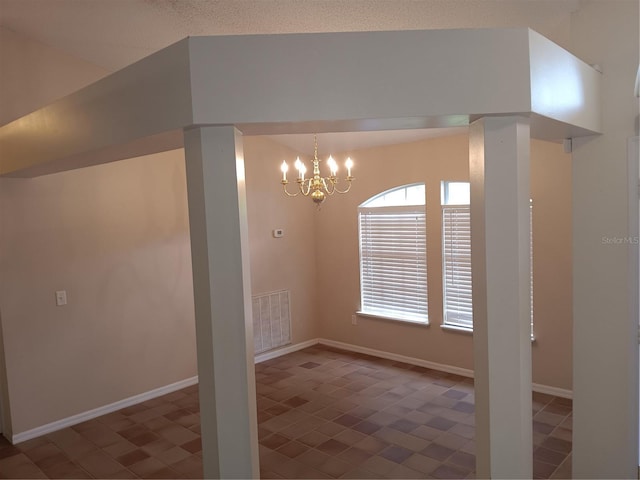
280,134,354,205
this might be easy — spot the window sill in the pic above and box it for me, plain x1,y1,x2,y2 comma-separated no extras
441,323,537,342
356,311,429,327
441,324,473,335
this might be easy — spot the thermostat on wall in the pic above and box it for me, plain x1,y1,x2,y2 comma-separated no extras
273,229,284,238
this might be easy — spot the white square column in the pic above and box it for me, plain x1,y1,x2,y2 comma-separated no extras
469,116,533,478
183,126,259,478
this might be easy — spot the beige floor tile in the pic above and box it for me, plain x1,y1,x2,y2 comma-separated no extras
0,453,47,479
76,450,125,477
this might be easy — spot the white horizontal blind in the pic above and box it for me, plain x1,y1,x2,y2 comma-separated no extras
442,205,472,328
442,203,534,332
359,205,428,323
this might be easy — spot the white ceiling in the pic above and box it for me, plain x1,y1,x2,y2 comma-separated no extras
0,0,581,154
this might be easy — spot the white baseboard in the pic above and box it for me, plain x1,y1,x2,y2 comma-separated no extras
319,339,475,378
531,383,573,399
318,338,573,399
12,339,320,444
255,338,320,364
12,336,572,444
12,376,198,444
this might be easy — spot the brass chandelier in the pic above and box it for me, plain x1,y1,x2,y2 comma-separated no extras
280,134,354,205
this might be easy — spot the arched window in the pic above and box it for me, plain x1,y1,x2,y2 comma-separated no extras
358,184,428,323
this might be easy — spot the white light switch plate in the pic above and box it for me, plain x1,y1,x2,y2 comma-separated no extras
55,290,67,306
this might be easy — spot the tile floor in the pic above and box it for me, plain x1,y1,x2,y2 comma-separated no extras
0,344,572,479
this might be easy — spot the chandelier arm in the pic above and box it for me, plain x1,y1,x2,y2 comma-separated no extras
332,178,354,195
300,178,312,196
282,183,299,197
323,177,336,195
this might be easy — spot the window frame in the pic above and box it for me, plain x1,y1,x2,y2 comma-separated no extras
441,202,473,330
440,181,534,336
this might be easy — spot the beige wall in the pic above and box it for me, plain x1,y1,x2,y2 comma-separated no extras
244,135,319,343
315,134,573,390
0,30,318,437
0,26,110,438
530,139,573,390
0,151,197,434
0,137,319,437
